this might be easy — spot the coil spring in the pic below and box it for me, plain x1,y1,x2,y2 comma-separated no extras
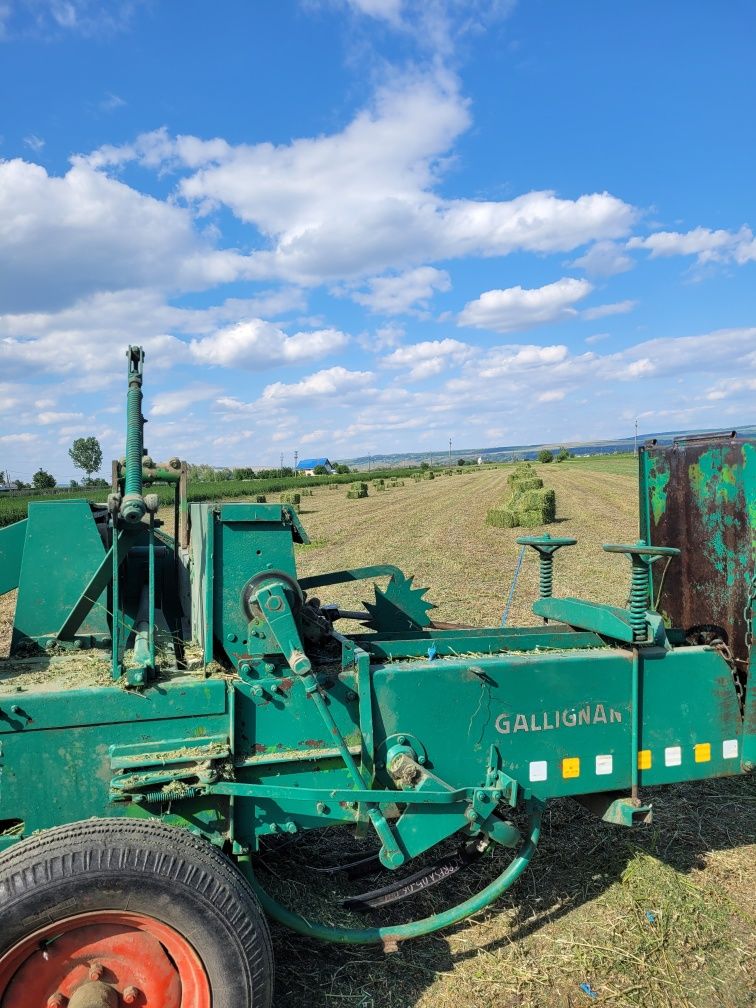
539,556,553,598
141,787,199,804
629,563,649,640
124,384,143,497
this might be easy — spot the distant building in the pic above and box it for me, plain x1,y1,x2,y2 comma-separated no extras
296,457,334,476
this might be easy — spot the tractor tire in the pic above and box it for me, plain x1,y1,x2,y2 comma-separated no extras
0,818,273,1008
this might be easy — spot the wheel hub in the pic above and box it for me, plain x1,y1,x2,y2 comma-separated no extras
0,911,210,1008
67,981,118,1008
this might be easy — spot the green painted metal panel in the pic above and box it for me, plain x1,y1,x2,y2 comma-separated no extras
0,676,227,733
12,500,110,650
214,507,299,669
0,719,230,837
0,519,26,596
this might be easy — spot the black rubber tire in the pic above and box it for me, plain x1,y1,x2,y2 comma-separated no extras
0,818,273,1008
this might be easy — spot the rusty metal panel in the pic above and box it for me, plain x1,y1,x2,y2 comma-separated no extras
640,435,755,675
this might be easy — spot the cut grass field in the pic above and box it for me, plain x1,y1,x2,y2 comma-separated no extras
282,463,755,1008
0,461,753,1007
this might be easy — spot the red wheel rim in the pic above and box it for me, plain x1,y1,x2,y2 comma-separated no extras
0,911,211,1007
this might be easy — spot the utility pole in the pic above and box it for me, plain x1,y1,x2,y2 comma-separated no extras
448,438,452,467
634,418,638,456
293,450,298,477
280,452,284,477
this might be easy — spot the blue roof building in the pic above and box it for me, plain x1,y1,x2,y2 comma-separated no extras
296,457,334,475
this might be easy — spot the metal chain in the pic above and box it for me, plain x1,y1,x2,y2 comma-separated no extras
744,569,756,669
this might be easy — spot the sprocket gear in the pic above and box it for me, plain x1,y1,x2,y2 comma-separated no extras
362,572,435,633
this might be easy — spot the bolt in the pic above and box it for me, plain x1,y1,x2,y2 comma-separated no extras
239,662,251,675
397,735,407,745
89,963,104,981
283,821,297,833
251,685,263,697
47,996,65,1008
10,704,21,715
346,690,358,701
465,809,478,823
123,988,140,1005
316,802,327,814
417,755,426,765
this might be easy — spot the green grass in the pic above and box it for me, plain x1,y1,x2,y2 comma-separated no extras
0,466,426,528
564,453,637,476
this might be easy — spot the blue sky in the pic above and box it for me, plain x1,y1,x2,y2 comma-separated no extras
1,0,754,482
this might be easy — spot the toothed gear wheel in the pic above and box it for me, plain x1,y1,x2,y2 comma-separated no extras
363,572,435,632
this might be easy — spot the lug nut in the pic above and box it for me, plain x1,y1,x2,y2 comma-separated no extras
89,963,104,981
123,987,140,1004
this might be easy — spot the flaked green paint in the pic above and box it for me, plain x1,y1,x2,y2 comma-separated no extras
649,459,670,524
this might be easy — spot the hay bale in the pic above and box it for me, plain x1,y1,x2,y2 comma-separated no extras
517,508,548,527
520,488,556,521
486,508,518,528
281,492,301,505
255,494,267,503
510,476,543,492
346,482,368,499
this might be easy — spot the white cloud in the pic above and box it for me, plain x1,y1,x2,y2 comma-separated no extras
705,377,756,401
585,332,610,345
569,239,633,277
100,92,126,112
350,266,451,315
581,299,637,321
260,366,374,402
536,389,566,403
382,337,473,380
1,0,144,39
476,344,568,379
189,319,349,369
372,322,405,351
0,432,38,444
92,78,635,285
458,278,593,334
628,226,756,266
37,410,84,424
23,134,45,151
0,159,249,313
150,384,222,417
345,0,403,26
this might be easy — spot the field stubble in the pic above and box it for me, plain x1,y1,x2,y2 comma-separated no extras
0,463,753,1007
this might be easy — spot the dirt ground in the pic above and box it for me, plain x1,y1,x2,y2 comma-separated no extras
1,463,753,1007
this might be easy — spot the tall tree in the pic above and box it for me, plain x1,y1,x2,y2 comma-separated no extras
69,436,103,483
32,468,56,490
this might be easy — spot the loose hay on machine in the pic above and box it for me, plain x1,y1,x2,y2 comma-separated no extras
0,347,753,1008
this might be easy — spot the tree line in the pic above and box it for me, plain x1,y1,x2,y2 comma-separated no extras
9,438,352,491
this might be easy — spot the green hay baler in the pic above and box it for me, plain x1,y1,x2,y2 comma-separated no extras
0,348,753,1007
